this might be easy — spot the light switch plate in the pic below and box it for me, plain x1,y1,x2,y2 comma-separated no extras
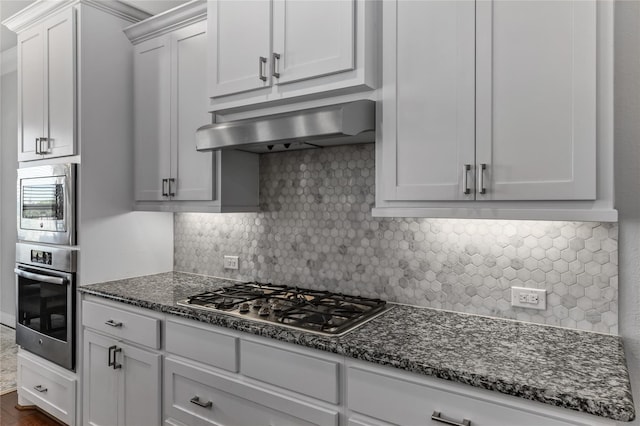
511,287,546,310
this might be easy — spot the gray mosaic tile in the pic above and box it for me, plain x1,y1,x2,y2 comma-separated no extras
174,144,619,334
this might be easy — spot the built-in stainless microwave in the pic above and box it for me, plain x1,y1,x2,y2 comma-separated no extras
17,164,76,245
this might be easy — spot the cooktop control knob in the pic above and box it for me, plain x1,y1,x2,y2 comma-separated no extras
239,303,250,313
258,306,271,316
252,300,263,309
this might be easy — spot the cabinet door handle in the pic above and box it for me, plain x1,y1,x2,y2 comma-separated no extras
105,319,123,328
462,164,471,195
477,163,487,195
33,385,48,393
190,396,213,409
108,345,116,367
35,138,41,154
431,411,471,426
112,347,122,370
108,345,122,369
162,179,169,197
259,56,267,81
40,137,50,154
168,178,176,197
272,52,281,78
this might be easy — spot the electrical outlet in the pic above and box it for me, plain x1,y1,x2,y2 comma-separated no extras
223,255,239,270
511,287,546,310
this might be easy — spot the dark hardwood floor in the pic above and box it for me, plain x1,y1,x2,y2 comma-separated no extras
0,391,63,426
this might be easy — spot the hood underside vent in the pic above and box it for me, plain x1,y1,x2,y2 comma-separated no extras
196,100,375,154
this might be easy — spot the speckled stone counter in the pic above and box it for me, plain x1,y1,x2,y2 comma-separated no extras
79,272,636,422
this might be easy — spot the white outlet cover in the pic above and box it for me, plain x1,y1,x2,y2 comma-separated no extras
511,286,546,310
223,255,239,270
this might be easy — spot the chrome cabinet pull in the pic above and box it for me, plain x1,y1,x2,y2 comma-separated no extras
108,345,122,369
35,138,41,154
168,178,176,197
190,396,213,409
34,385,48,393
478,163,487,195
259,56,267,81
105,319,122,328
40,137,50,154
431,411,471,426
462,164,471,195
272,52,281,78
162,179,169,197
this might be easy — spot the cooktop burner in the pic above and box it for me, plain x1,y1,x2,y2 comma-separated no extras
177,282,388,336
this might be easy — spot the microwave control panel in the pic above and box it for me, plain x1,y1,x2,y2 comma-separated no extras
31,250,52,265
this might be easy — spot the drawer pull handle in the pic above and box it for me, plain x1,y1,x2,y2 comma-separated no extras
105,319,123,328
190,396,213,409
431,411,471,426
33,385,48,393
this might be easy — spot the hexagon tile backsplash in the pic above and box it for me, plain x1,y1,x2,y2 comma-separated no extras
174,144,619,334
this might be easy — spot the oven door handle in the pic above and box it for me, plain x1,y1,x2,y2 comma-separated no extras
14,269,67,286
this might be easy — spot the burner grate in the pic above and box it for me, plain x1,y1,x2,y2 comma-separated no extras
178,282,388,336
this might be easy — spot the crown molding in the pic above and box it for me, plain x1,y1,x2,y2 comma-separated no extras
1,47,18,76
2,0,151,33
123,0,206,45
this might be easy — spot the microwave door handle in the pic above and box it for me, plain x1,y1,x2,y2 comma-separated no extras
14,269,66,286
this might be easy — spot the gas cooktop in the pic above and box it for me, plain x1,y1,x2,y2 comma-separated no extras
177,282,389,336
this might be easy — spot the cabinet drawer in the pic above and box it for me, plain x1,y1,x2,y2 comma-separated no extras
82,300,160,349
347,366,597,426
166,320,238,372
240,339,340,404
165,357,339,426
17,352,76,425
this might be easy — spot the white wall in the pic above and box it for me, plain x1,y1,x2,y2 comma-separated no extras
0,47,17,326
615,1,640,424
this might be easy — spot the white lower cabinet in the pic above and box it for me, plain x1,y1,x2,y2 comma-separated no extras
164,357,339,426
17,350,77,425
346,363,615,426
80,298,617,426
83,330,161,426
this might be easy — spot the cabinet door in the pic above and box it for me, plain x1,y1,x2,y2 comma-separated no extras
43,7,76,158
272,0,355,85
17,24,44,161
83,331,119,426
208,0,272,97
134,36,171,201
171,22,214,201
119,342,161,426
476,0,596,200
381,0,475,201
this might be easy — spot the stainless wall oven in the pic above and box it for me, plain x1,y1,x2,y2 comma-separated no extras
15,242,77,370
17,163,76,245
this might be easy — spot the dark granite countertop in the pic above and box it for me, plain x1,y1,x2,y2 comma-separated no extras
79,271,636,422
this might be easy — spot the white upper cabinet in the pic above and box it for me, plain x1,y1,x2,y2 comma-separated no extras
208,0,272,97
133,37,171,201
126,1,259,213
382,0,475,202
133,21,212,202
17,7,75,161
207,0,377,112
475,0,596,201
376,0,612,221
272,0,355,85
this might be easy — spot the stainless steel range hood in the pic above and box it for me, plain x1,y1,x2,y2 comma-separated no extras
196,100,375,154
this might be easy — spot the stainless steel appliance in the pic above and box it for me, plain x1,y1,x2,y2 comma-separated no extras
17,163,76,245
177,282,388,336
196,100,375,153
15,242,77,370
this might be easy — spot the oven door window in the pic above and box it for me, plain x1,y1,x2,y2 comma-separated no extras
20,176,66,231
17,271,68,342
